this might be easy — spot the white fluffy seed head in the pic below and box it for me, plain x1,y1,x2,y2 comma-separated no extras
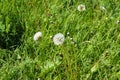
33,32,42,41
53,33,65,45
77,4,86,11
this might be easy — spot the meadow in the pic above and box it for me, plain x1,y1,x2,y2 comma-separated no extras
0,0,120,80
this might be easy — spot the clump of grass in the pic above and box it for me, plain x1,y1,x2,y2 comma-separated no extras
0,0,120,80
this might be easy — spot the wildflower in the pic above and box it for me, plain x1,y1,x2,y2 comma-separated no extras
67,32,70,35
33,32,42,41
53,33,65,45
105,17,108,20
38,78,40,80
70,38,73,40
116,20,120,24
77,4,86,11
59,52,63,58
50,35,53,39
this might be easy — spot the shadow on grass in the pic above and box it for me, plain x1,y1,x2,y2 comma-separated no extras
0,14,25,50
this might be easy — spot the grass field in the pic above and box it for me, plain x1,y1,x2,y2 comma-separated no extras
0,0,120,80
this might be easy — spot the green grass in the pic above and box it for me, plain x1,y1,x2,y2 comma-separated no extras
0,0,120,80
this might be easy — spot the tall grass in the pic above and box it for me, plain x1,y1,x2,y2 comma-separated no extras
0,0,120,80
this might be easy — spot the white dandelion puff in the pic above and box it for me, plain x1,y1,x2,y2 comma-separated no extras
33,32,42,41
53,33,65,45
77,4,86,11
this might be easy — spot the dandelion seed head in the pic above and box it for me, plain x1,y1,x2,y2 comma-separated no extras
33,32,42,41
77,4,86,11
53,33,65,45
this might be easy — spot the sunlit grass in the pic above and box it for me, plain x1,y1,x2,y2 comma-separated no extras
0,0,120,80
